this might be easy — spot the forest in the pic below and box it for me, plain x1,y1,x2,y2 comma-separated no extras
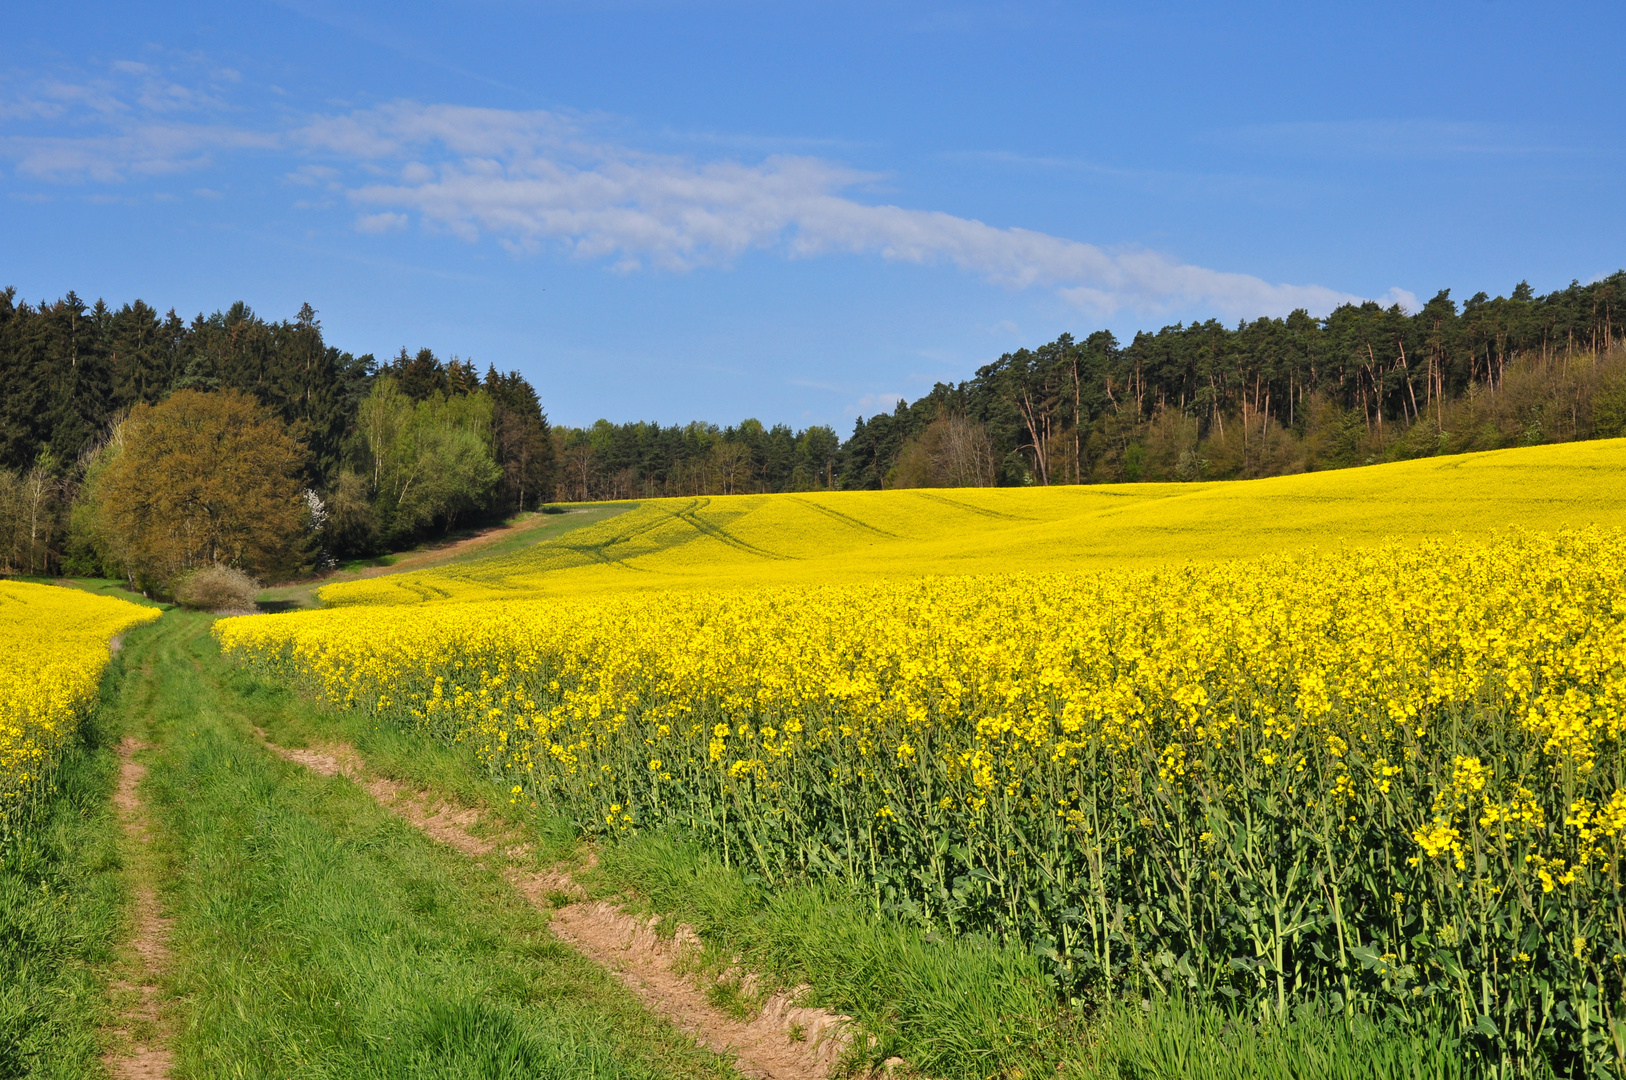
0,292,554,577
554,272,1626,494
0,272,1622,579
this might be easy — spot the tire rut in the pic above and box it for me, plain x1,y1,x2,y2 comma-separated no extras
258,734,853,1080
104,737,174,1080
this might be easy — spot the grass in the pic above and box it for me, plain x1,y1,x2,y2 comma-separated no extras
100,611,739,1079
247,681,1065,1077
1084,997,1470,1080
591,833,1058,1077
0,635,130,1079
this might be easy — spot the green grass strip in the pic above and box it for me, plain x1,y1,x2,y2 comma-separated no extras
123,612,735,1080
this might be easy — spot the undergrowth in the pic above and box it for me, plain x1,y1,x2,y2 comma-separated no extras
593,834,1496,1080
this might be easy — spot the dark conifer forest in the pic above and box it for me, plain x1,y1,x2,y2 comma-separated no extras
1,272,1622,575
537,271,1626,496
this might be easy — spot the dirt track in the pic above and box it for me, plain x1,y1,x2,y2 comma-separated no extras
104,738,174,1080
259,735,852,1080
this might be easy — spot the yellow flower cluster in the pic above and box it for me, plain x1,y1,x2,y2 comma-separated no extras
315,438,1626,608
221,529,1626,860
0,582,158,839
218,485,1626,1054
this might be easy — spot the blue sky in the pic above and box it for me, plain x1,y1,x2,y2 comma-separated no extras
2,1,1622,431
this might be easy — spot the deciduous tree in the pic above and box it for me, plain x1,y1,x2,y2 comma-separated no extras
96,389,308,591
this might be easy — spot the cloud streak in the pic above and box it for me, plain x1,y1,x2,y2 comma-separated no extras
1214,119,1574,161
0,72,1415,319
0,62,272,181
7,123,278,181
315,102,1411,318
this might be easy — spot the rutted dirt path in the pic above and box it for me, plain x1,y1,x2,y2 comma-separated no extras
104,738,174,1080
259,735,852,1080
546,901,851,1080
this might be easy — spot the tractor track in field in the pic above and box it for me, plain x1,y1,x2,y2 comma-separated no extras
257,733,854,1080
104,737,174,1080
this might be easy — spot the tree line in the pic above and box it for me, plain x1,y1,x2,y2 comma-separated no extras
2,271,1623,582
843,272,1626,488
548,272,1626,498
0,291,555,580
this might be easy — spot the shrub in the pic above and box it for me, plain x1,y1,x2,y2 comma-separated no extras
173,564,260,613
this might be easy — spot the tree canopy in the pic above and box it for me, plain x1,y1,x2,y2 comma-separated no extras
93,389,308,590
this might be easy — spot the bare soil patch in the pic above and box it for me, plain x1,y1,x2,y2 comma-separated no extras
258,734,853,1079
104,737,174,1080
550,901,850,1079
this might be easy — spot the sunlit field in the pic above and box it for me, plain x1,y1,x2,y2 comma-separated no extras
219,439,1626,1071
315,438,1626,606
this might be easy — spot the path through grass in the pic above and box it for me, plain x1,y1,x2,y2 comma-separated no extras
104,611,737,1079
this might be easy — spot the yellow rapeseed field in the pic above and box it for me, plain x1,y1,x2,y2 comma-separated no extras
219,439,1626,1066
0,581,159,840
316,438,1626,605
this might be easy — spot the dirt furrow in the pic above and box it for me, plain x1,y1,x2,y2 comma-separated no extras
259,736,852,1080
104,737,174,1080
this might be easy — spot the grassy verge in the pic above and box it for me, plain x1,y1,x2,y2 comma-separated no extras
247,667,578,858
119,612,739,1079
593,834,1055,1076
0,625,134,1078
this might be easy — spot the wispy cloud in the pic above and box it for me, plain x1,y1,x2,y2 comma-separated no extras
309,101,1403,318
354,210,408,233
0,67,1413,320
6,124,278,181
1213,119,1574,160
846,391,906,417
0,60,271,181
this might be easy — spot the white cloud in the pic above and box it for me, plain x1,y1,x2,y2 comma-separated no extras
285,163,340,186
0,62,272,181
2,123,278,181
0,74,1411,320
847,391,906,417
355,210,408,234
310,102,1402,319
